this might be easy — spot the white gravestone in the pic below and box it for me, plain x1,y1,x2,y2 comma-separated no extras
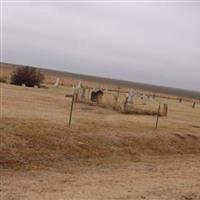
54,78,60,88
127,89,134,104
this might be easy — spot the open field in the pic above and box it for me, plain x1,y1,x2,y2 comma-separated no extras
2,156,200,200
0,79,200,200
1,62,200,99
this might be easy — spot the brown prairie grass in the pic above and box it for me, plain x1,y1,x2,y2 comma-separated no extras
1,83,200,170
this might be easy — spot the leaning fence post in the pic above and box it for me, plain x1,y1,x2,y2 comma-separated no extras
69,95,74,127
117,86,120,101
155,104,160,129
123,96,128,113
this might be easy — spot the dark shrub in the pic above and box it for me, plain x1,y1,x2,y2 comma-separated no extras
11,66,44,87
0,76,7,83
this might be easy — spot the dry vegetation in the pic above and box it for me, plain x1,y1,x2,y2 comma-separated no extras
1,65,200,200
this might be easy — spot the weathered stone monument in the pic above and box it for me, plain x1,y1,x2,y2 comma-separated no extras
91,89,103,103
127,89,134,104
77,81,82,89
54,78,60,88
149,96,153,101
163,104,168,116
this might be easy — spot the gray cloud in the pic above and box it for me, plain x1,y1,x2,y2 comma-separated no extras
2,1,200,90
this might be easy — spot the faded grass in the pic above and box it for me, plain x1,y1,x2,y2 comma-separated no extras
0,83,200,170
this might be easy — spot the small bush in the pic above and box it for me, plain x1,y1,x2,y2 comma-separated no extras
11,66,44,87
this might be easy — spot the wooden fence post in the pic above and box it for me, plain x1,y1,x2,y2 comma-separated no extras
123,96,128,113
66,95,74,127
117,86,120,101
69,95,74,127
155,104,160,129
65,93,76,127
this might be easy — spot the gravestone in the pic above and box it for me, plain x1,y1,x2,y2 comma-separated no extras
54,78,60,88
127,89,134,104
77,81,82,89
163,104,168,116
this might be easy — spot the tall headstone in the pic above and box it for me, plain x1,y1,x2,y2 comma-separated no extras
74,81,82,102
54,78,60,88
77,81,82,89
127,89,134,104
163,104,168,116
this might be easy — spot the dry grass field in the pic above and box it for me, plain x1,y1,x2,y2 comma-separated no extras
1,67,200,199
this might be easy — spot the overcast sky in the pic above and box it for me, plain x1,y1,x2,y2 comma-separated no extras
2,1,200,91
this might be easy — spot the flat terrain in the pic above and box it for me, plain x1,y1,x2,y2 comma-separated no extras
1,62,200,99
1,83,200,200
2,156,200,200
